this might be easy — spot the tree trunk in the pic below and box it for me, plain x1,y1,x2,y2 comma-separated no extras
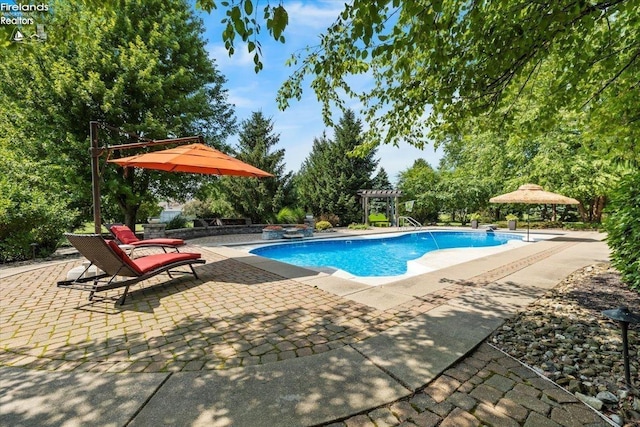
592,195,606,223
123,206,138,231
577,203,587,222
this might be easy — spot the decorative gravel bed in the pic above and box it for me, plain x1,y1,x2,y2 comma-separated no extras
491,263,640,426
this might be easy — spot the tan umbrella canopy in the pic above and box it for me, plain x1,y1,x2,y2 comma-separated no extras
489,184,579,241
489,184,579,205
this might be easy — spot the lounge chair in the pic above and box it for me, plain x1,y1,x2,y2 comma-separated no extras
57,234,205,305
109,224,185,254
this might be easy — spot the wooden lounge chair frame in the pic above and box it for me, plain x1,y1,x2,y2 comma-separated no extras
57,234,205,305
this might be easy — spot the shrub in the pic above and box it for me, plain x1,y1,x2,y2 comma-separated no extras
318,213,340,226
136,201,162,224
165,214,189,230
182,199,218,218
0,180,76,262
505,214,518,221
604,171,640,291
438,213,451,224
276,207,305,224
348,223,369,230
469,212,481,221
315,220,333,231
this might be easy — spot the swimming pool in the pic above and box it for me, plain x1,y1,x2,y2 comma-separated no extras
250,230,522,277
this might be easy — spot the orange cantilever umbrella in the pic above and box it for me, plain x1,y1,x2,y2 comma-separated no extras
107,143,273,177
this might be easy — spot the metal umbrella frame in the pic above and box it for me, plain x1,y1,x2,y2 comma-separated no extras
89,121,272,234
489,184,580,242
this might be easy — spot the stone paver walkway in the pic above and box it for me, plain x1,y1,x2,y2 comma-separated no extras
334,343,607,427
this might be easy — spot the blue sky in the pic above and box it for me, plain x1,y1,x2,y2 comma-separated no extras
195,1,442,184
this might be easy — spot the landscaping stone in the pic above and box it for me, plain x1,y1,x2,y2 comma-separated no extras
491,263,639,426
576,392,604,410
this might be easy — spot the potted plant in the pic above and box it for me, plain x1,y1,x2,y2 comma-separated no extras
262,225,285,240
506,214,518,230
469,212,481,229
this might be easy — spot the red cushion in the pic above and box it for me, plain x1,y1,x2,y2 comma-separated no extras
130,238,185,247
110,225,140,244
133,252,201,274
106,240,143,275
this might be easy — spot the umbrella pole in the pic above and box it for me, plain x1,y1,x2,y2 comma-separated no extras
90,121,102,235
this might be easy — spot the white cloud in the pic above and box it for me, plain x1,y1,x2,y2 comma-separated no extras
206,42,255,70
286,1,344,34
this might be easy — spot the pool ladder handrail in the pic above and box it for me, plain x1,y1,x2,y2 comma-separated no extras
398,216,422,230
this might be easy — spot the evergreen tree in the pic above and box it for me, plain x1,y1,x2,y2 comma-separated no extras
371,168,393,190
369,167,393,214
296,134,334,216
221,112,293,223
297,110,378,225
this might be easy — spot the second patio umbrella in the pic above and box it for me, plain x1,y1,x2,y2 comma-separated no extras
108,143,273,177
489,184,579,241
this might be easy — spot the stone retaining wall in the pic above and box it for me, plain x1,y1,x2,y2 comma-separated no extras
142,223,309,240
166,224,265,240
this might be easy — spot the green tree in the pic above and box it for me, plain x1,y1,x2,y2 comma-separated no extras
276,1,639,159
0,0,236,230
397,159,441,224
604,171,640,291
221,112,293,223
295,134,335,216
0,142,77,261
437,91,621,224
297,110,378,225
371,168,392,190
369,167,393,213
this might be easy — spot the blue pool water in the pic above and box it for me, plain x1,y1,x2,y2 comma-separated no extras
250,231,521,277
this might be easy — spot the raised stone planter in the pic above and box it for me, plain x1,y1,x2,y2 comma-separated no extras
262,228,285,240
298,227,314,237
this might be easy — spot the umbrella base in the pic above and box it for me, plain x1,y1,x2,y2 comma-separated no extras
522,236,535,242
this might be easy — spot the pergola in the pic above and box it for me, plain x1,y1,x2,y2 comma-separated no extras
357,189,402,226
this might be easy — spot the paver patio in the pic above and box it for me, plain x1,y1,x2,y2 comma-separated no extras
0,229,613,426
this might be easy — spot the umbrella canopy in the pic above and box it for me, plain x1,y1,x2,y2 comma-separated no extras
489,184,579,205
489,184,579,242
107,143,273,177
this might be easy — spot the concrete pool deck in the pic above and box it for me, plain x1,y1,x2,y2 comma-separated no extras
0,228,612,426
